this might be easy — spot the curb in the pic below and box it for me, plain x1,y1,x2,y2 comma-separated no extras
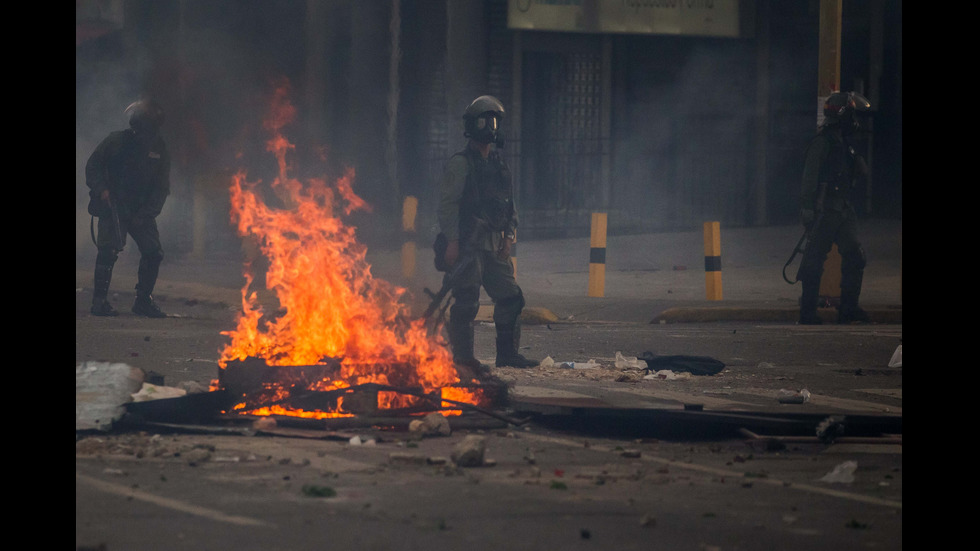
476,305,560,325
652,306,902,324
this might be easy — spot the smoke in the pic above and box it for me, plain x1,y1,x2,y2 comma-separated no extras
76,36,137,259
610,37,757,232
75,6,307,265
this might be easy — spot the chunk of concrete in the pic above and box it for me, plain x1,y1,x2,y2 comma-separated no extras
451,434,487,467
76,362,145,431
409,412,452,438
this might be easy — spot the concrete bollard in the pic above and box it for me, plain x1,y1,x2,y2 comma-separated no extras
588,213,607,297
401,196,417,279
703,221,722,301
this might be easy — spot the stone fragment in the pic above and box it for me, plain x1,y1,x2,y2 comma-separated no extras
451,435,487,467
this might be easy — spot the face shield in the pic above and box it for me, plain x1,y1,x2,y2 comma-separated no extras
478,114,499,134
824,92,872,135
126,99,165,136
463,95,505,145
466,112,502,145
844,92,872,135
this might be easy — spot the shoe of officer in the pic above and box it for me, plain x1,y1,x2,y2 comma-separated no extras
798,311,823,325
495,353,539,369
838,306,871,324
132,295,167,318
494,348,540,369
494,327,540,368
91,298,119,317
454,357,493,381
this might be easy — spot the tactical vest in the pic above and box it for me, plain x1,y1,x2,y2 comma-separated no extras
96,130,168,218
456,147,514,243
817,132,857,198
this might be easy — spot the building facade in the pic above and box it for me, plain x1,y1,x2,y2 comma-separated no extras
76,0,902,254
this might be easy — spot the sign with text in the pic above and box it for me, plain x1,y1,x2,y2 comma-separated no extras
508,0,742,38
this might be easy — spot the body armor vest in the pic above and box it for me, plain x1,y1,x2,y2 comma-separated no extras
457,147,514,243
818,132,857,197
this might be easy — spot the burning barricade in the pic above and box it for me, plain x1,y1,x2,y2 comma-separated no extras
215,82,498,421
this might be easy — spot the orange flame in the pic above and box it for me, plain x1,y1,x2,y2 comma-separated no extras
218,81,480,417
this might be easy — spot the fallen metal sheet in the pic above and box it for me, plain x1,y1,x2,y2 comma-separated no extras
123,390,234,424
509,394,903,438
510,381,901,417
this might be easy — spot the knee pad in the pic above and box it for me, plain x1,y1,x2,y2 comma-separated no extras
493,291,525,327
143,248,165,265
496,291,525,312
450,287,480,321
96,249,119,267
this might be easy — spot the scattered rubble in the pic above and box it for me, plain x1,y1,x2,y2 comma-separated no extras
776,389,811,404
888,345,902,367
451,434,487,467
132,383,187,402
408,412,452,438
819,460,858,484
76,362,146,431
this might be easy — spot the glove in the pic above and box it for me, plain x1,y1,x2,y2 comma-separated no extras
497,236,513,261
444,239,459,268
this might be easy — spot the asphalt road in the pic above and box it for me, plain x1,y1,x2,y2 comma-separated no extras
76,300,902,551
76,220,902,551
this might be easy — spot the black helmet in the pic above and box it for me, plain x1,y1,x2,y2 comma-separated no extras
823,91,871,135
463,95,505,145
126,97,165,134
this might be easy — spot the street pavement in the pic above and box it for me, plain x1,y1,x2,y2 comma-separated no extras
75,217,903,421
76,218,903,551
76,218,902,325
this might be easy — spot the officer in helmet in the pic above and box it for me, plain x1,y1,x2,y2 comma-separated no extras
797,91,872,324
85,97,171,318
437,95,539,376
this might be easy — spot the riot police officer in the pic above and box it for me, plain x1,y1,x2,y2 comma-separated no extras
85,97,171,318
437,95,538,374
798,91,872,325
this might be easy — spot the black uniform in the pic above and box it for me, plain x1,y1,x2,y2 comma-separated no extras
86,112,171,318
437,95,537,370
797,125,869,324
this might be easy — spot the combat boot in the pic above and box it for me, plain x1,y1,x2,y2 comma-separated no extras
91,260,118,317
838,305,871,324
494,325,539,368
447,317,491,380
798,278,822,325
91,298,119,317
838,274,870,323
132,294,167,318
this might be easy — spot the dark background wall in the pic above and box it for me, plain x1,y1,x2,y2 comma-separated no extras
76,0,901,256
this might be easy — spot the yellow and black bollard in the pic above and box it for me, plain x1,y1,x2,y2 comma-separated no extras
819,245,842,304
703,221,722,301
588,212,607,297
401,196,417,280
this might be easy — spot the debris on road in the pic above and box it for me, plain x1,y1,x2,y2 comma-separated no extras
888,345,902,367
776,389,811,404
76,362,146,431
819,460,858,484
408,412,452,437
132,382,187,402
614,352,645,369
452,434,487,467
643,370,691,381
639,353,726,376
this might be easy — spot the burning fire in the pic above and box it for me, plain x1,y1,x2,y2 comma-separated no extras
217,82,482,418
